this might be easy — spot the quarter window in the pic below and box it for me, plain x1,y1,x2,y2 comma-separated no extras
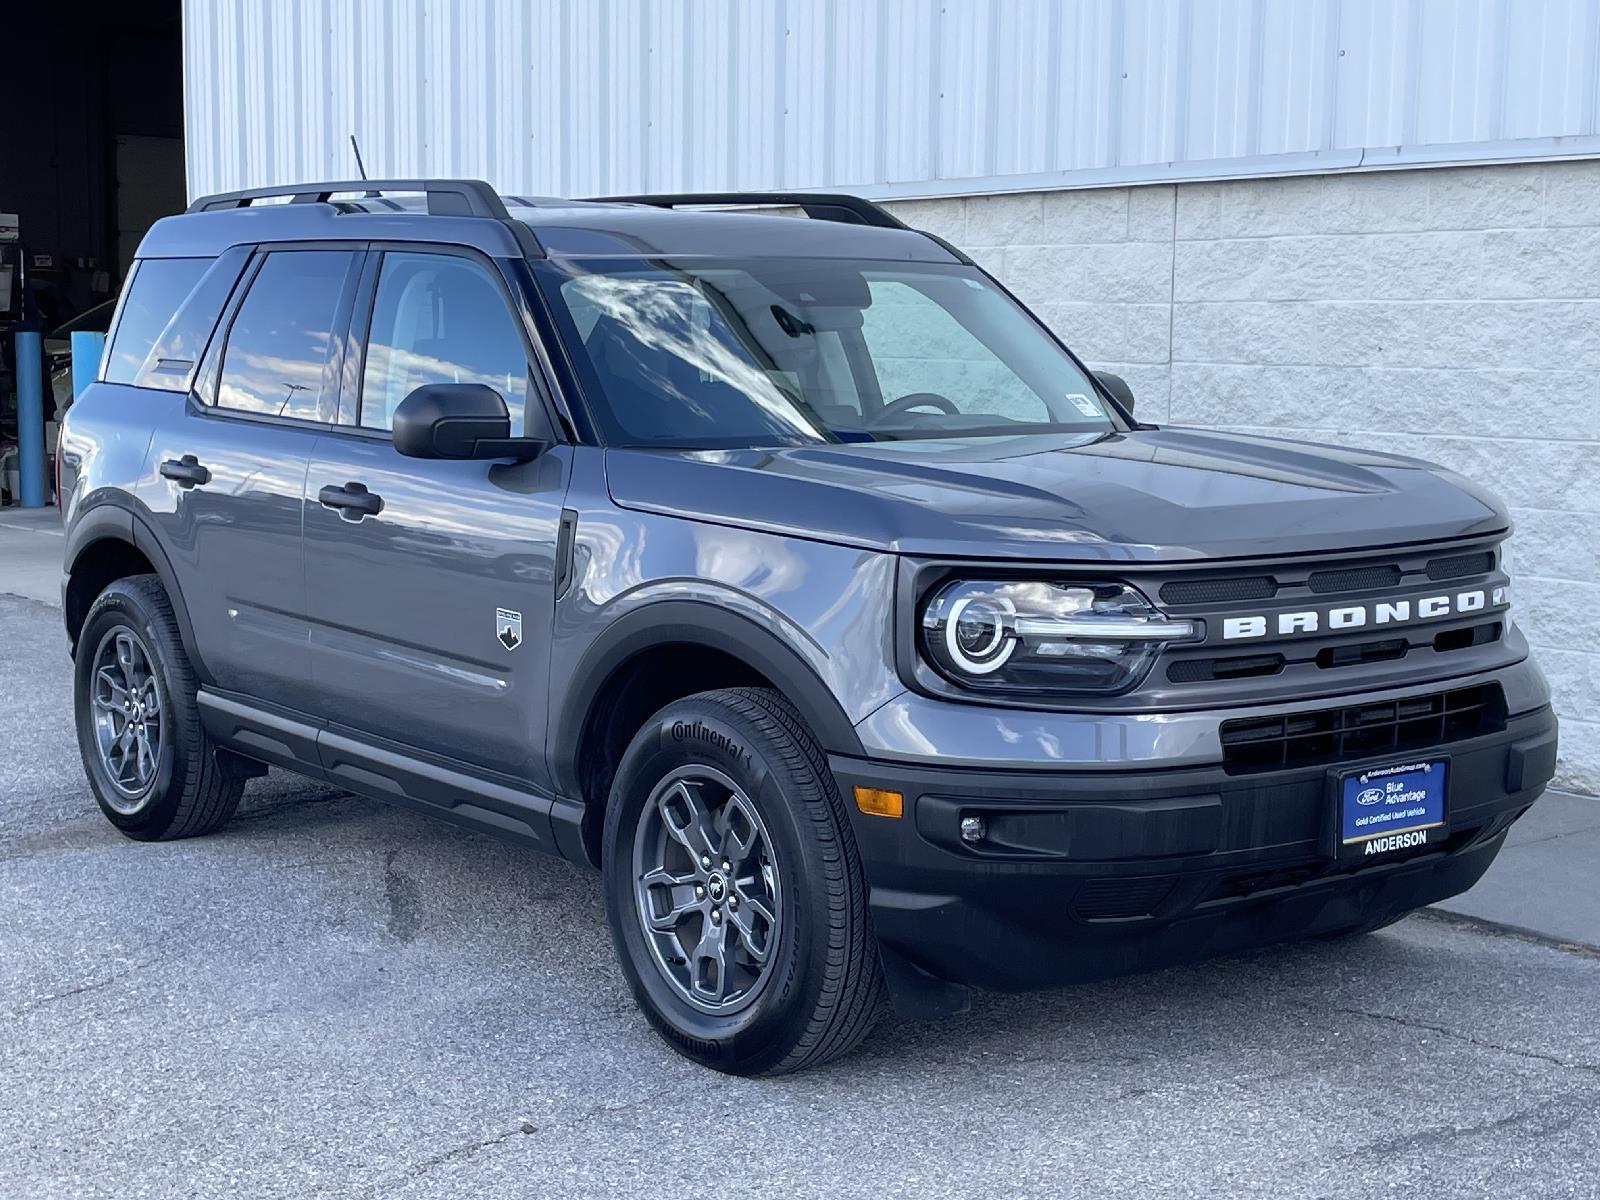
104,257,212,385
359,252,529,434
216,251,353,421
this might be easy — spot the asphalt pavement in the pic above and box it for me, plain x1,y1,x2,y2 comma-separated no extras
0,505,64,606
2,574,1598,1196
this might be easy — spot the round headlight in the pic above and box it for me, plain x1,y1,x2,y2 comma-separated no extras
919,579,1197,695
944,594,1017,674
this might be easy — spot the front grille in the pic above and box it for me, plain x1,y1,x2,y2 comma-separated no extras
1218,683,1506,774
1315,637,1408,669
1434,621,1502,653
1307,563,1402,593
1160,543,1498,613
1168,653,1284,683
1073,877,1175,921
1160,575,1277,605
1428,550,1495,580
1151,536,1507,702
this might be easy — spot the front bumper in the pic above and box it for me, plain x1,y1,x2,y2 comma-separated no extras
831,704,1558,997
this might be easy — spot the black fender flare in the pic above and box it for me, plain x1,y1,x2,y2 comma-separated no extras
61,501,133,650
549,599,866,801
129,512,210,683
62,503,208,683
62,501,132,581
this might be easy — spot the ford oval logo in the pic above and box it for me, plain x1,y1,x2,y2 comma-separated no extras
1356,787,1385,806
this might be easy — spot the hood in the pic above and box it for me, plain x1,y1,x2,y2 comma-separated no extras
604,428,1510,562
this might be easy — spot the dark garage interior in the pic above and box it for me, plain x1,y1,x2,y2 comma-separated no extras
0,0,184,505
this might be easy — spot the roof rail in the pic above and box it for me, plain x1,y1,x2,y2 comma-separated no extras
586,191,910,230
187,178,512,220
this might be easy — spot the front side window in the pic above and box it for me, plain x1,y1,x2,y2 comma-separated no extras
104,257,212,385
537,256,1113,449
359,252,530,434
216,251,353,421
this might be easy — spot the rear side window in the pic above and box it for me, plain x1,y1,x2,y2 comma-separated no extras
103,258,212,384
216,251,354,422
132,248,250,392
358,251,529,434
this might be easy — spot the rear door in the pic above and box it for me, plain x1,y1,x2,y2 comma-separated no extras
302,246,570,788
138,247,361,708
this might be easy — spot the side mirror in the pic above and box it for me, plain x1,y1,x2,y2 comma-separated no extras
392,383,546,461
1093,370,1135,416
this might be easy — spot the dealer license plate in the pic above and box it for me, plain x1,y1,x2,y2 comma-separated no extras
1337,759,1447,861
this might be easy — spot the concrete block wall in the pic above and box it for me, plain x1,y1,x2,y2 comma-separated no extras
885,159,1599,795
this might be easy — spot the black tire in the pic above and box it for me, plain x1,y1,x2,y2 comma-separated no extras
602,687,884,1076
73,574,245,841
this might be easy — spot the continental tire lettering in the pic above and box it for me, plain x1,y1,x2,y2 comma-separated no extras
670,719,751,766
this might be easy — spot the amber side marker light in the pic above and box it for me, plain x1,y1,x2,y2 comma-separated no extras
853,786,904,818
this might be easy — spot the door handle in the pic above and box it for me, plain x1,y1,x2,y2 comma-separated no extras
318,481,384,520
159,455,210,488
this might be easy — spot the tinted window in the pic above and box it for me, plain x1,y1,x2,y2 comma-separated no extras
538,257,1109,449
216,251,352,421
359,252,529,433
133,248,250,392
104,258,212,384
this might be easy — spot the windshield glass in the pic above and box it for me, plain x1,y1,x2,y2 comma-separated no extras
536,257,1116,449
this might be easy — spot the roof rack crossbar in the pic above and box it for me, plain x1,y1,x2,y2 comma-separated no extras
187,178,512,220
585,191,909,230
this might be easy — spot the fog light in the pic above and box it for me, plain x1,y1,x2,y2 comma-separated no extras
854,786,903,818
960,815,986,843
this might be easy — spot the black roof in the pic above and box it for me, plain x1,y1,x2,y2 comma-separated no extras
514,202,955,262
142,180,961,264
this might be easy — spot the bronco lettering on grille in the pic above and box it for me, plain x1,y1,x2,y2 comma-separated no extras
1220,586,1507,641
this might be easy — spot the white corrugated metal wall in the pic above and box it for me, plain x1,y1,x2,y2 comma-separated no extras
182,0,1600,202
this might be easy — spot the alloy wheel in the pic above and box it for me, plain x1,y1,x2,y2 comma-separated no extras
89,627,164,811
632,764,783,1014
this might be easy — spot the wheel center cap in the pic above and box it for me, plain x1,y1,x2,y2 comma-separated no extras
706,873,728,903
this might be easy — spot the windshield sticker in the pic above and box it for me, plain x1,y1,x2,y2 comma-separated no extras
1065,392,1101,418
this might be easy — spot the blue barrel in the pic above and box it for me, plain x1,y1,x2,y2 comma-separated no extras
71,330,105,400
14,329,47,507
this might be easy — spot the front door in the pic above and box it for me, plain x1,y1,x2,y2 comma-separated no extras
301,247,569,787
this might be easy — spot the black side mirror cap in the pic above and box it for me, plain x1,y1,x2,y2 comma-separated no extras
1092,370,1135,416
392,383,547,461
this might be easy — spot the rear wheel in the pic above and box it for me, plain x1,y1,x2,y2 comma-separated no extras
73,575,245,840
602,687,884,1075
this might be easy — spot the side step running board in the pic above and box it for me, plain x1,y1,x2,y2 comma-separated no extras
196,689,588,864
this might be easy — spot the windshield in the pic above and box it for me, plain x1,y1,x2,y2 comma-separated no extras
535,257,1116,449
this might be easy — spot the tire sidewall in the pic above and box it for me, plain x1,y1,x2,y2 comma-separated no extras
603,697,834,1073
74,584,191,838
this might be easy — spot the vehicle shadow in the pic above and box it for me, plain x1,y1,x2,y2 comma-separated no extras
218,776,1534,1088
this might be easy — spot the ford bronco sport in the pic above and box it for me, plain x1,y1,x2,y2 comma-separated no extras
59,179,1558,1075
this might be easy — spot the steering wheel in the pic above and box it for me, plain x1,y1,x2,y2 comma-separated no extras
869,391,960,425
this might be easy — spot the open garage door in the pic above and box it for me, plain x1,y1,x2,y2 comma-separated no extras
115,135,187,276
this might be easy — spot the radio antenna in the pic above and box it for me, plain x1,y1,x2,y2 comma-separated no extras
350,134,369,181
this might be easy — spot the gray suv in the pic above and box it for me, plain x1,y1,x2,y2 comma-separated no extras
59,179,1558,1075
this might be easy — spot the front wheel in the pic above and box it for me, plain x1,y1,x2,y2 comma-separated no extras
602,687,884,1075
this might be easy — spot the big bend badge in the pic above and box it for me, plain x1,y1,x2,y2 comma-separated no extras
495,608,523,651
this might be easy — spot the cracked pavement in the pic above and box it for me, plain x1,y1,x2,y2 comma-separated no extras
1,593,1598,1198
